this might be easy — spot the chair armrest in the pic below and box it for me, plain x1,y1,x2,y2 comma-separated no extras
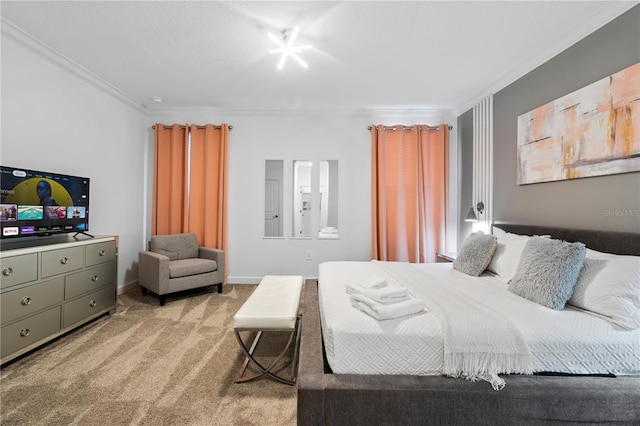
138,250,170,293
199,247,224,263
199,247,225,277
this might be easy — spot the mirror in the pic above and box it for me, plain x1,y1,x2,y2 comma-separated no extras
293,160,312,238
264,160,283,237
318,160,339,239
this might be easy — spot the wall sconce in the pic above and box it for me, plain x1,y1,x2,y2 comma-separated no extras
464,202,485,222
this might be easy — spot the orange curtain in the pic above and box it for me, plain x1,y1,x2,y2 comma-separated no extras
371,124,448,263
152,123,229,278
152,124,188,235
187,124,229,250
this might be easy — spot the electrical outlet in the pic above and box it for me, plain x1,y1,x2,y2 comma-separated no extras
305,250,312,260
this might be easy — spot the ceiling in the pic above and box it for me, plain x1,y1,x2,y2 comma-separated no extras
1,1,636,114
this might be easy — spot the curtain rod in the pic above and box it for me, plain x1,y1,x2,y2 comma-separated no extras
152,124,233,130
368,125,453,131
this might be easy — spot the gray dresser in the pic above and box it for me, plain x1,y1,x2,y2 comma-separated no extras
0,236,117,364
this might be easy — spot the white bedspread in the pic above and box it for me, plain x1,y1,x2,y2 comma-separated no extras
318,261,640,377
377,261,532,389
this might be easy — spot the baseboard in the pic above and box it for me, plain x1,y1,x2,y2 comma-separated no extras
118,280,141,295
227,276,262,284
119,276,318,292
227,275,317,284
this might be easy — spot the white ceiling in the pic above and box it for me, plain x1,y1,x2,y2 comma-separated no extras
1,1,636,114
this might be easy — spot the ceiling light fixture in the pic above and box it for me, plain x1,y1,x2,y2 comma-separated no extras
268,27,312,70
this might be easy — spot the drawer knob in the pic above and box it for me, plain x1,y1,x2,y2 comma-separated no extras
91,275,99,282
89,300,97,307
60,257,69,265
99,250,106,256
2,267,13,276
21,296,32,306
20,328,30,337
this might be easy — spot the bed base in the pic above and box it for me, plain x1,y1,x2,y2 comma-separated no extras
297,224,640,425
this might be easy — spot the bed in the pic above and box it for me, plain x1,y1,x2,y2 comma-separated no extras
297,224,640,425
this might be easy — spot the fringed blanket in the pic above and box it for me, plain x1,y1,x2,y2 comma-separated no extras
376,261,532,390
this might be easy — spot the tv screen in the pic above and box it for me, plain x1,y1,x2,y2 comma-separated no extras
0,166,90,240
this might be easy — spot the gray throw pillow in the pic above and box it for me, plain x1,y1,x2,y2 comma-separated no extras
453,232,498,276
509,236,586,310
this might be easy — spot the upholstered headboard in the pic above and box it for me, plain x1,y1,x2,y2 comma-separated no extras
493,223,640,256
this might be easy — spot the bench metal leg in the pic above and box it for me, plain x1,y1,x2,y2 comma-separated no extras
234,316,302,386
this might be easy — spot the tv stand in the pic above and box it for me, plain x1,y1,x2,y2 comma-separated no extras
0,235,117,364
73,231,95,239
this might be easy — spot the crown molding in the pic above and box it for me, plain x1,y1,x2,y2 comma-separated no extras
1,17,148,113
1,18,453,119
454,2,637,115
146,105,454,118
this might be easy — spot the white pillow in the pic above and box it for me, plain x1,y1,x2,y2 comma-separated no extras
491,226,510,239
487,227,531,282
568,249,640,330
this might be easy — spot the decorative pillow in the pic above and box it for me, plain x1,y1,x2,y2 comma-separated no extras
568,249,640,329
453,232,497,276
509,237,586,310
486,227,531,282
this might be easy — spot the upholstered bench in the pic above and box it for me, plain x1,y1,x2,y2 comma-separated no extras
233,275,304,385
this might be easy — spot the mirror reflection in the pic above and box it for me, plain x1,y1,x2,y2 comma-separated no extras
293,160,312,238
318,160,339,239
264,160,283,238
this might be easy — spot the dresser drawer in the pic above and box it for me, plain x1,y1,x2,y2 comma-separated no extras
63,286,115,328
0,253,38,289
1,277,64,324
1,306,61,359
42,246,84,278
85,240,117,267
65,263,115,300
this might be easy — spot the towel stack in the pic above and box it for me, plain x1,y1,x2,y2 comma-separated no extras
346,275,425,320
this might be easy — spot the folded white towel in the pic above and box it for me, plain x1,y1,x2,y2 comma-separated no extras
350,294,426,320
354,275,388,289
345,282,409,303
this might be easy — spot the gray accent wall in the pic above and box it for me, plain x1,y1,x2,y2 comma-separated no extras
460,6,639,233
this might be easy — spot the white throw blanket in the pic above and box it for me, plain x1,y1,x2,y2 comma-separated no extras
349,294,426,321
376,261,533,390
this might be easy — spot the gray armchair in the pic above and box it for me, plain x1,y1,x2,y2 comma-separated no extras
138,233,224,306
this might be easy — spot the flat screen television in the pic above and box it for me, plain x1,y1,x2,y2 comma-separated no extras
0,166,90,240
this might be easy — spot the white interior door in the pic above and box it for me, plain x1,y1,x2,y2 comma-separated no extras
264,179,280,237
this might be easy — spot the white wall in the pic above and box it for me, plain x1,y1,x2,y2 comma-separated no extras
148,110,458,283
1,35,148,290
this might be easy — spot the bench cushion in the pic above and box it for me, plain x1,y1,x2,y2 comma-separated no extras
234,275,303,330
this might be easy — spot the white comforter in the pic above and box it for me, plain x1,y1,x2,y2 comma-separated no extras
318,261,640,377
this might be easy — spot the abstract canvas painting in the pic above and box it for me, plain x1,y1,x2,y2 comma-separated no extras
517,62,640,185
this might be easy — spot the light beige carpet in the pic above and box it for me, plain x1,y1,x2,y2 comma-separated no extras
0,285,296,425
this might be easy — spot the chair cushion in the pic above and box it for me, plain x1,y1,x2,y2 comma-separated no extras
169,258,217,279
150,233,199,260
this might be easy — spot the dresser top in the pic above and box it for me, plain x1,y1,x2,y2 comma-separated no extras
0,235,116,258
